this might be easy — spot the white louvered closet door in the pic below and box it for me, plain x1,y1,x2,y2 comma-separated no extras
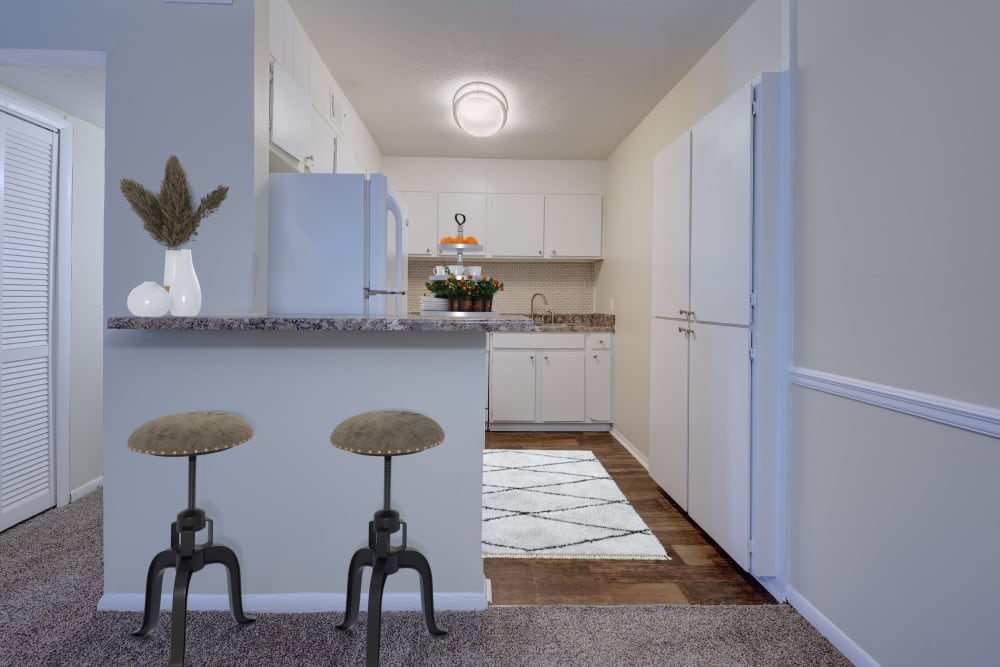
0,111,57,532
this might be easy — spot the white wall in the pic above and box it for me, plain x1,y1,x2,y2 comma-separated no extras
598,0,782,458
0,1,262,317
382,157,605,194
789,2,1000,665
68,115,105,489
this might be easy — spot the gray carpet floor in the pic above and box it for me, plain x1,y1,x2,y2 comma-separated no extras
0,490,851,666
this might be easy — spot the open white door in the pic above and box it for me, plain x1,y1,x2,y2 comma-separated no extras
0,110,58,532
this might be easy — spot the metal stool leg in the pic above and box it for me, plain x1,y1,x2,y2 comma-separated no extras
366,559,389,667
338,547,374,630
397,548,448,635
168,565,193,667
133,549,175,636
204,544,255,625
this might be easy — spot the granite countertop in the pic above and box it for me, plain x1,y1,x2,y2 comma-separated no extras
527,313,615,333
107,314,534,332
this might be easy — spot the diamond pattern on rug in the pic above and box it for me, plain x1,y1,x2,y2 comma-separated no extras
483,449,670,560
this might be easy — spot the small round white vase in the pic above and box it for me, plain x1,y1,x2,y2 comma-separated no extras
127,281,171,317
169,249,202,316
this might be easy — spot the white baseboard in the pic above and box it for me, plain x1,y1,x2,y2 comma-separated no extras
610,428,648,470
98,591,488,614
488,423,612,432
786,586,880,667
754,575,787,603
70,476,103,502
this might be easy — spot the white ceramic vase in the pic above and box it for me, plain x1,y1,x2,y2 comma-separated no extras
126,281,170,317
168,248,202,316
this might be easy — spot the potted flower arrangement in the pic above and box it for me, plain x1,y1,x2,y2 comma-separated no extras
425,271,504,312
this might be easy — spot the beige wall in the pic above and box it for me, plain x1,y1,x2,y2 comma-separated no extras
789,2,1000,664
598,0,782,456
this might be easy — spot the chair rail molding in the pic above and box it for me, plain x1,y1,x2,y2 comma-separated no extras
789,366,1000,440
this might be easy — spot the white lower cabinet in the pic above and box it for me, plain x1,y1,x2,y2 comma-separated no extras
539,350,585,422
489,349,536,422
490,332,612,427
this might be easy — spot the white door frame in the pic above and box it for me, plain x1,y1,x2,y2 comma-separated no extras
0,87,74,507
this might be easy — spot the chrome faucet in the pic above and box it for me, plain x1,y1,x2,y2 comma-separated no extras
530,293,549,322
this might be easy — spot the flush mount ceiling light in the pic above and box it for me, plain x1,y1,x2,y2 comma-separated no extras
453,82,508,137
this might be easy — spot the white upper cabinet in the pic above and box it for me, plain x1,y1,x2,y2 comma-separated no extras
651,131,692,318
543,194,603,258
271,59,313,165
308,107,335,173
690,83,754,326
438,193,486,254
486,194,544,257
404,192,438,256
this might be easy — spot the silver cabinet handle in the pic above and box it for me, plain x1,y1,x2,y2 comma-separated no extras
679,309,694,316
678,327,693,334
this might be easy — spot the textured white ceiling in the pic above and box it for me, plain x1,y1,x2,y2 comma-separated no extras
0,66,105,129
290,0,755,160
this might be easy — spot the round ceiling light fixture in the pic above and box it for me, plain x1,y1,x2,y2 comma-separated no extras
453,82,508,138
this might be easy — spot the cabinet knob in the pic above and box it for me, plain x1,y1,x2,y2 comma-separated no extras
303,154,315,163
529,355,535,361
538,250,543,256
426,247,431,253
593,354,598,359
544,355,549,361
551,250,558,256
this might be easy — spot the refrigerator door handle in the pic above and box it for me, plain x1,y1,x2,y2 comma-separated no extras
387,193,404,293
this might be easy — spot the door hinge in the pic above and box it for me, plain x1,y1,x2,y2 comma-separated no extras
749,346,756,361
748,539,754,554
749,291,757,308
751,91,759,116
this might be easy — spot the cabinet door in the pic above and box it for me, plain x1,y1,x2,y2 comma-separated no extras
403,192,438,256
308,108,335,173
586,349,612,422
271,60,313,165
690,83,753,326
438,193,486,255
539,350,585,422
688,323,750,570
648,317,690,510
490,349,536,422
651,131,691,318
486,194,543,257
543,194,602,258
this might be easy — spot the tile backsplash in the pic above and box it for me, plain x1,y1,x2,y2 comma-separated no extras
408,259,597,314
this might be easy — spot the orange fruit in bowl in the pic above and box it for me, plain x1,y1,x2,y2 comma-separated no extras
464,235,478,244
440,236,455,244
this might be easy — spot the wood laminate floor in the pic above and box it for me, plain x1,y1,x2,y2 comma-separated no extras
483,431,775,606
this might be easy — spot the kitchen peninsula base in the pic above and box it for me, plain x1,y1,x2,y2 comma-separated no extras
102,316,530,613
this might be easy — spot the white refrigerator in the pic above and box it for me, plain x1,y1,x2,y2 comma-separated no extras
268,173,408,315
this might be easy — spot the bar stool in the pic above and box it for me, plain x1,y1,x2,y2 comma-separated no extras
330,409,448,667
128,410,256,667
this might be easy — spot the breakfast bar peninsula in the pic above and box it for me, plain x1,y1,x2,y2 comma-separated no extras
102,314,531,613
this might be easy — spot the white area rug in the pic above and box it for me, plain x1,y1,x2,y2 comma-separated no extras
482,449,670,560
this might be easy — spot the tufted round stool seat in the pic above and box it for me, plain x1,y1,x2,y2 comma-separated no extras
129,410,255,667
331,410,448,667
129,410,253,457
330,409,444,456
